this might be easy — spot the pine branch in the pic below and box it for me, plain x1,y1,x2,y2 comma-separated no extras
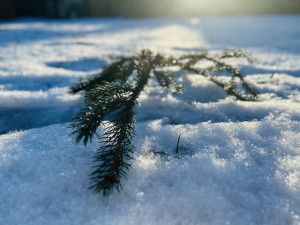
70,82,133,145
154,70,183,94
89,101,135,196
170,50,259,101
70,49,259,197
69,57,134,93
219,48,255,63
88,50,153,195
206,56,259,99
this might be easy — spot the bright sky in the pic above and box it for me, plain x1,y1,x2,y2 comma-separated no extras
173,0,245,15
170,0,299,16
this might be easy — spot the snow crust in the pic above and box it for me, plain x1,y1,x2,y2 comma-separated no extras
0,15,300,224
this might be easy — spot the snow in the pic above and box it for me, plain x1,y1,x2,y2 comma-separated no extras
1,15,300,224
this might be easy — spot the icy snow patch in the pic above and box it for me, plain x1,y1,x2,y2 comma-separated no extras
0,15,300,224
0,113,299,225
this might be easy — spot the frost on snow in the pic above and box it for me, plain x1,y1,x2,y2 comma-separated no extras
0,15,300,225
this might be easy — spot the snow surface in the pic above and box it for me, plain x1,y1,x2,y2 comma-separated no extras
0,15,300,224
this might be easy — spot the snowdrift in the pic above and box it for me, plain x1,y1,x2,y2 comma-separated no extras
0,15,300,224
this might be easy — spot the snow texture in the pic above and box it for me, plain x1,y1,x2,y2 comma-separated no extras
0,15,300,225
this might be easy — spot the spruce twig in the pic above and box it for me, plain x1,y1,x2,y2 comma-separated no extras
89,51,154,196
69,57,135,93
70,49,259,196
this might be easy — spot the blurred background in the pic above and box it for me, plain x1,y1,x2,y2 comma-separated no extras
1,0,300,19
